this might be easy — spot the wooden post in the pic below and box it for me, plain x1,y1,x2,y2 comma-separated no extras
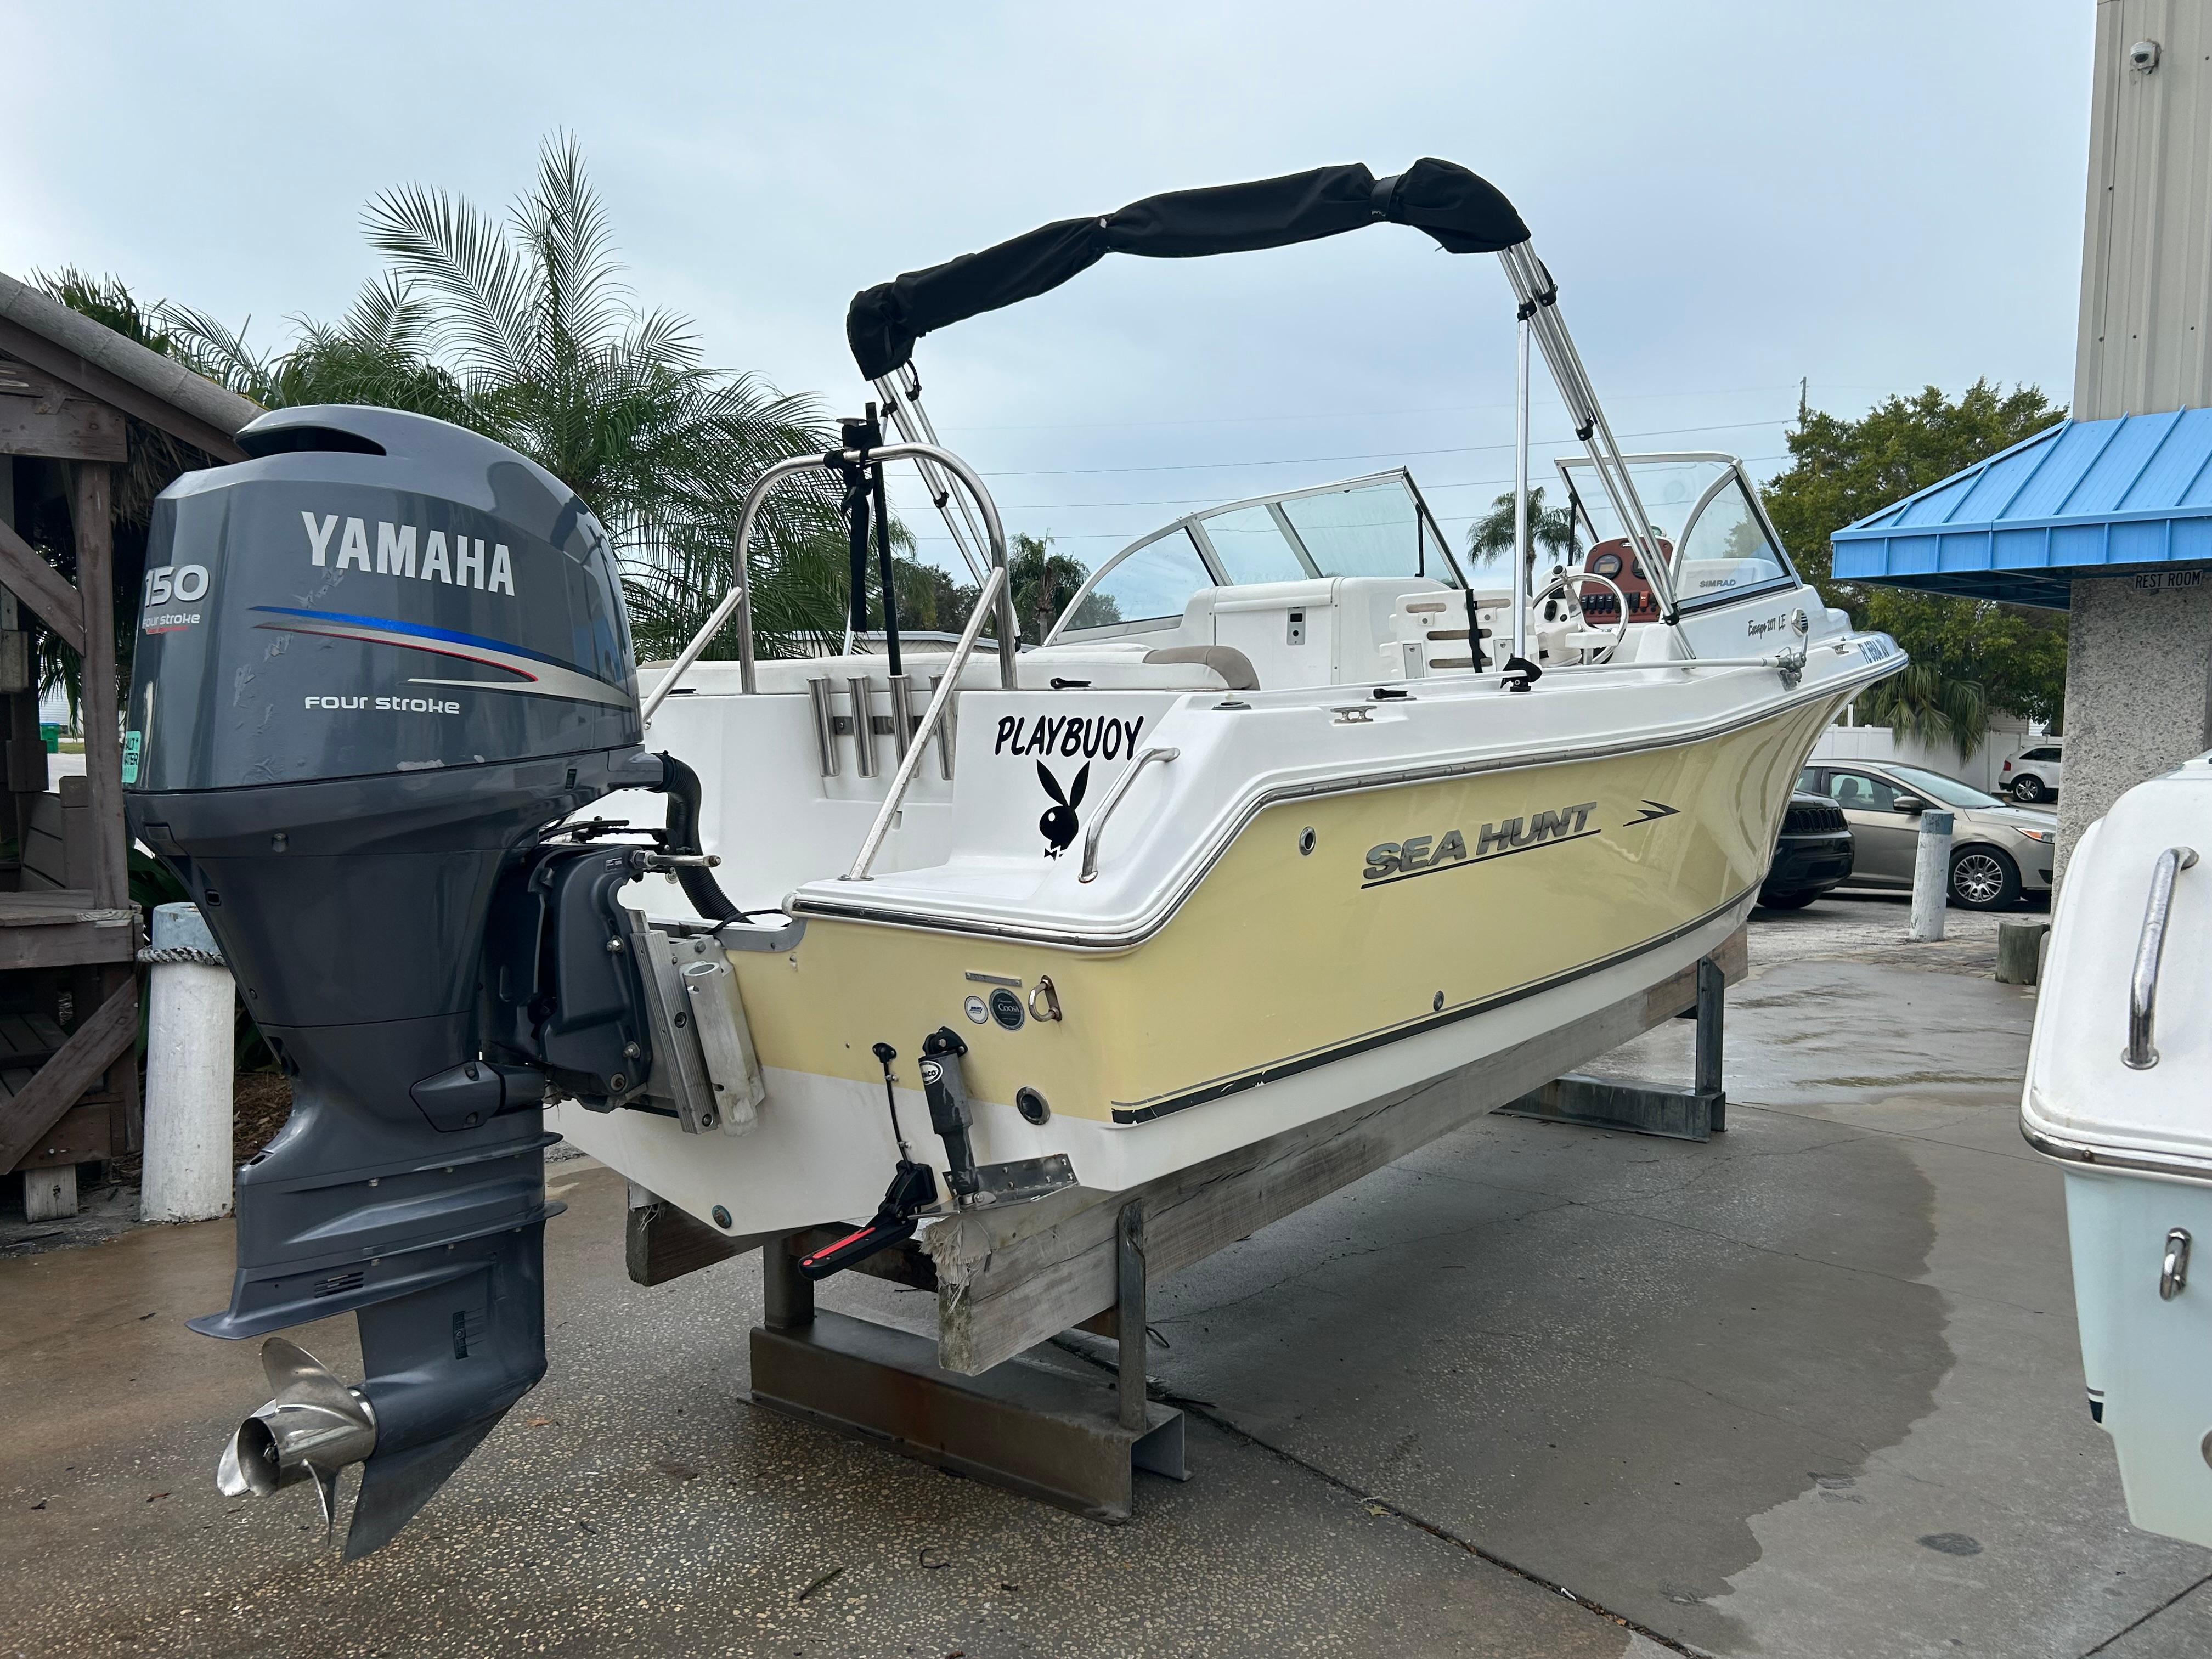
69,463,126,909
1116,1203,1147,1432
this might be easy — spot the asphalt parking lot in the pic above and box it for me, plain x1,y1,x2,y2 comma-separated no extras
3,893,2207,1658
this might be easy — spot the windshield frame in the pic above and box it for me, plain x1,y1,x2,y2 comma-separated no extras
1553,451,1801,616
1045,469,1469,644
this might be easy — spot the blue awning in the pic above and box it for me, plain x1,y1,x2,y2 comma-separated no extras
1829,408,2212,610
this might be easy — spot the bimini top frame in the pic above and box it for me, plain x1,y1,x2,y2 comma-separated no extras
845,158,1689,648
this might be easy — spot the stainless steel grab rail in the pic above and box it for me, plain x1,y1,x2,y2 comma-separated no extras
1079,747,1180,884
2125,845,2197,1069
843,565,1008,882
642,441,1015,720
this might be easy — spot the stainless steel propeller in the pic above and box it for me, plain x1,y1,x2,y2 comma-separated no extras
215,1337,379,1537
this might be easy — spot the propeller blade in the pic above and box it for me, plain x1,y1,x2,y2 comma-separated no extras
215,1427,251,1499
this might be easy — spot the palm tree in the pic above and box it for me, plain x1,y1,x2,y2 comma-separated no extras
1854,662,1988,761
167,134,841,662
1465,486,1578,587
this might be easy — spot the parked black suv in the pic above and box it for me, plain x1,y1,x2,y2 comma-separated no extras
1759,793,1855,910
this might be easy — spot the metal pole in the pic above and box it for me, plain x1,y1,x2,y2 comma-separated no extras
763,1236,815,1331
874,368,992,585
1496,243,1690,651
1909,810,1955,942
1695,956,1725,1135
139,903,235,1224
644,453,820,719
1117,1202,1147,1432
844,564,1007,881
645,441,1011,722
1513,315,1531,667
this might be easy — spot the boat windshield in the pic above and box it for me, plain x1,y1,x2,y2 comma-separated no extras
1554,453,1797,612
1883,765,2004,810
1050,471,1462,640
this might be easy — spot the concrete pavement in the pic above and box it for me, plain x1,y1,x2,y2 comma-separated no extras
2,894,2204,1656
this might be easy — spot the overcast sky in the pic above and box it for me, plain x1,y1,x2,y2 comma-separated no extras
4,1,2094,578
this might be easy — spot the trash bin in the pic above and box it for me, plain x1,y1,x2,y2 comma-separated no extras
38,722,59,753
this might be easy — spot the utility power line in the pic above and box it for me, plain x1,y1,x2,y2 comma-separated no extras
902,449,1795,544
968,416,1792,478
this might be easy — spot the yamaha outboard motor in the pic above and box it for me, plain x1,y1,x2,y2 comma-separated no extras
126,405,686,1556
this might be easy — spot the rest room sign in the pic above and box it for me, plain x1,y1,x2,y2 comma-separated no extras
951,693,1180,862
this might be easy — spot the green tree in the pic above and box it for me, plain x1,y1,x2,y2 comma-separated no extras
163,134,842,662
1465,486,1578,585
1855,662,1991,760
1761,381,2069,731
1003,533,1098,644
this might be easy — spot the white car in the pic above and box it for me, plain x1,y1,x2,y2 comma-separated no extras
1999,741,2064,804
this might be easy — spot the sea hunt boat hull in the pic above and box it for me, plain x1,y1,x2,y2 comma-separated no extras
555,624,1893,1236
2023,755,2212,1548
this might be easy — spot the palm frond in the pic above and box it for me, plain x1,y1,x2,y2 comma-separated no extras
363,180,538,386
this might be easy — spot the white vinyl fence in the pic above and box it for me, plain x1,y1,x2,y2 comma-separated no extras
1810,711,2034,795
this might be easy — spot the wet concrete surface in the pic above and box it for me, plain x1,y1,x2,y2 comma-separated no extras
2,894,2204,1656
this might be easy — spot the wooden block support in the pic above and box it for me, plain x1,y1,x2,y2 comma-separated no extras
22,1161,77,1221
924,928,1747,1375
1996,920,2051,986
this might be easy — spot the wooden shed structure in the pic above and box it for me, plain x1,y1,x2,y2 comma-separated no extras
0,272,259,1218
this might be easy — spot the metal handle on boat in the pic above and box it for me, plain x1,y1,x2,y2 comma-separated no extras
842,564,1009,883
2124,845,2197,1070
1079,747,1180,884
2162,1227,2192,1300
644,441,1015,719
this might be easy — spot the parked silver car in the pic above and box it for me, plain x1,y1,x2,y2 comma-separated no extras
1796,760,2058,910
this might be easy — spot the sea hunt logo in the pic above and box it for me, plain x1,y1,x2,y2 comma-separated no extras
301,512,517,597
1362,802,1598,887
994,712,1146,761
1036,760,1088,857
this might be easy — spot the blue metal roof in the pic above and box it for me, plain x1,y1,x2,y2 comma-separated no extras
1829,408,2212,609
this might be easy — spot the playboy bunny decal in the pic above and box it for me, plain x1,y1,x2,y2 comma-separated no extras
1036,760,1090,858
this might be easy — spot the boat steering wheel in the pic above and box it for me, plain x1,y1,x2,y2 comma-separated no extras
1530,567,1631,662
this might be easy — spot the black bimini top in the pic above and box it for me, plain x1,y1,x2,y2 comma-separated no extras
847,159,1528,381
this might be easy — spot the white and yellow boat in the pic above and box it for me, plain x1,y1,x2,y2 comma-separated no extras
149,159,1908,1555
554,159,1906,1243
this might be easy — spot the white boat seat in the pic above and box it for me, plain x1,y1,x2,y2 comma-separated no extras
1144,644,1259,689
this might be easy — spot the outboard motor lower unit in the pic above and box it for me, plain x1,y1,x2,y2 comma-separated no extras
126,405,692,1556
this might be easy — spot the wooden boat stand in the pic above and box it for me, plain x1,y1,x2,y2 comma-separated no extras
627,927,1745,1520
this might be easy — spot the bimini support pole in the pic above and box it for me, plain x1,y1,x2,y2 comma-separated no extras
1512,313,1531,670
1496,242,1692,656
874,363,992,586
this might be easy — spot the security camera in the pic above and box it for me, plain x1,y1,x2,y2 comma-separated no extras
2130,38,2160,72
